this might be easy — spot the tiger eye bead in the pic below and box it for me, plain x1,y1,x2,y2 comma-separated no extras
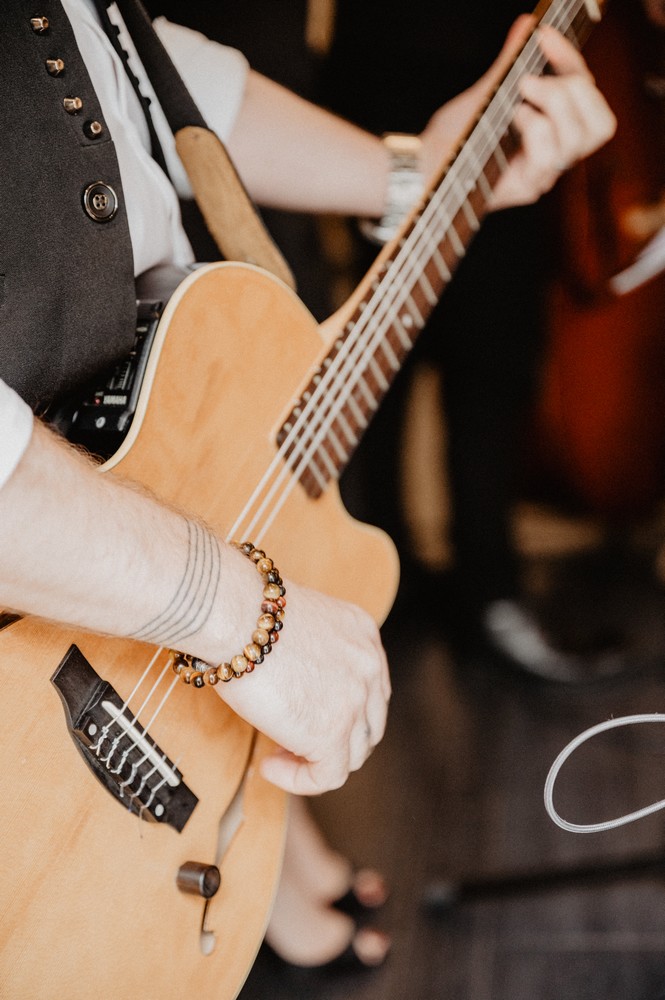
217,663,234,682
231,654,248,676
174,542,285,688
252,628,270,647
171,653,188,676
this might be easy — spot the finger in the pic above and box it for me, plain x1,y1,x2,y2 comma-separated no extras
347,706,379,773
518,74,616,163
478,15,536,92
535,24,595,79
260,748,349,795
511,102,564,193
367,672,390,745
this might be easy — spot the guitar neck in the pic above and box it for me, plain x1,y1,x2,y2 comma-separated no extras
277,0,604,499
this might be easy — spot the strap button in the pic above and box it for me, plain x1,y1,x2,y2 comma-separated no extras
82,181,119,223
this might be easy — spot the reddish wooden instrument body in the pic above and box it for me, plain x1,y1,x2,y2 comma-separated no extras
531,0,665,515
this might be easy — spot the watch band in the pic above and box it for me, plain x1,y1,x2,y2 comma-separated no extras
359,133,424,245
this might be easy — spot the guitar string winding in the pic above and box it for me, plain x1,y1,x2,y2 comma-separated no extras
228,0,580,545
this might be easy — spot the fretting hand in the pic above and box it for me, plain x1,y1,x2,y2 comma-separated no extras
420,19,616,211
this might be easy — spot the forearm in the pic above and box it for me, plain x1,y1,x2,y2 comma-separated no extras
227,70,389,216
0,420,255,664
1,419,390,795
226,25,615,224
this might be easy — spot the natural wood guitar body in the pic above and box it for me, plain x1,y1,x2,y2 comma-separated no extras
0,263,399,1000
0,3,607,989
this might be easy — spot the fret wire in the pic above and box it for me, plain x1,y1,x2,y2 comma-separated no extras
300,0,580,458
346,395,368,430
232,0,591,538
280,0,588,488
356,374,379,410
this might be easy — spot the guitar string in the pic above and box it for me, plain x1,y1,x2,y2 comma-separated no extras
96,0,585,779
225,33,539,541
89,645,164,759
90,650,173,758
112,674,181,792
90,647,181,796
227,0,582,545
228,0,579,542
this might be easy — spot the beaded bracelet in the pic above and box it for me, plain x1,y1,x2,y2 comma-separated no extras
168,541,286,687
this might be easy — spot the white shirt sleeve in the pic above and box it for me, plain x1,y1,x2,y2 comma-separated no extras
0,382,34,491
153,18,248,143
151,17,249,200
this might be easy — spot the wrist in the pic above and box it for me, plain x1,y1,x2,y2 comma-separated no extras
359,133,424,245
169,541,287,688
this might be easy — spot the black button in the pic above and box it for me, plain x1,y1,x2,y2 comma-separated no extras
82,182,119,223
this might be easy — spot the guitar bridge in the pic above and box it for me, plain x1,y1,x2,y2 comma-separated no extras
51,645,197,832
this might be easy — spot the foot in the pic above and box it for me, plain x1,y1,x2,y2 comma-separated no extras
266,895,390,969
332,867,390,916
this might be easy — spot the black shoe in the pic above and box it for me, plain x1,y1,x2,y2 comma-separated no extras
478,599,625,683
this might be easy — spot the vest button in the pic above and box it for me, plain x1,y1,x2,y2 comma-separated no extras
30,16,50,33
82,182,119,223
46,58,65,76
64,97,83,114
84,120,105,140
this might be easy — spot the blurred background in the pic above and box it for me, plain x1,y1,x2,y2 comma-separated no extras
147,2,665,995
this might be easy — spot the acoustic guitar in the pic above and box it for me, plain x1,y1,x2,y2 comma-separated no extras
0,1,605,996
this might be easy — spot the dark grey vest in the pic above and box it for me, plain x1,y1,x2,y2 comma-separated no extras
1,1,137,410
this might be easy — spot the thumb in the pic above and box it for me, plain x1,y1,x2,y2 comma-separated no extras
479,15,536,93
260,749,340,796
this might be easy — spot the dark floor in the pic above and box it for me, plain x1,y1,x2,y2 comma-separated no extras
239,538,665,1000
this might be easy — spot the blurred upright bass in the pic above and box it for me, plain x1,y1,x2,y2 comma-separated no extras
532,0,665,515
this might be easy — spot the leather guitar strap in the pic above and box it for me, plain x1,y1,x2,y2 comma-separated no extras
110,0,295,288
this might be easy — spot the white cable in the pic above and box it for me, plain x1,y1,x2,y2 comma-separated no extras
544,714,665,833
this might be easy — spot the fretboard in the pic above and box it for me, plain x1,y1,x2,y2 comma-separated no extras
277,0,604,498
